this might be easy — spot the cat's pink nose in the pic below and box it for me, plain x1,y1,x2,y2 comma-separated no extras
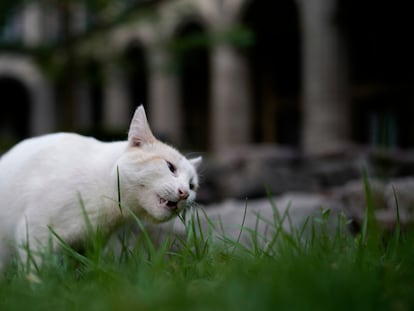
178,188,189,200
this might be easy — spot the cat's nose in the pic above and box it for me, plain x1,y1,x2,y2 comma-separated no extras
178,188,189,200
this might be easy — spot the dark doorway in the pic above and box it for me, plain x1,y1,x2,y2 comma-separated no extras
124,42,148,114
85,60,103,129
339,0,414,148
0,77,31,148
174,22,210,151
243,0,301,146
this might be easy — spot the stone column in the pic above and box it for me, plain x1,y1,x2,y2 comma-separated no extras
71,3,87,35
22,3,44,46
298,0,350,154
31,80,55,135
210,42,251,151
102,62,131,130
147,47,181,145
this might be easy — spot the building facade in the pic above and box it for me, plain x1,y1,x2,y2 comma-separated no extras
0,0,413,153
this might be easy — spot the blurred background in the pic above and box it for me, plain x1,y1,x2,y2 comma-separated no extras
1,0,413,153
1,0,414,204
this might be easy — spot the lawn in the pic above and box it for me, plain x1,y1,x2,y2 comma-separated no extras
1,182,414,311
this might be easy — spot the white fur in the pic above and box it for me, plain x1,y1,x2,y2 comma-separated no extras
0,106,201,270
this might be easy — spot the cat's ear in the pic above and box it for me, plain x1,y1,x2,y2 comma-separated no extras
189,156,202,170
128,105,156,147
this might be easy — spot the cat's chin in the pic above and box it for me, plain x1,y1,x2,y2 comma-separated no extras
139,196,183,223
143,208,178,223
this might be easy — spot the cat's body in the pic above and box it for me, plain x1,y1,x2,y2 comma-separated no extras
0,106,201,271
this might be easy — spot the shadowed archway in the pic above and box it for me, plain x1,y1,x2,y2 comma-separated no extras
174,21,210,151
0,55,55,140
0,77,31,146
124,42,148,114
243,0,301,146
339,0,414,148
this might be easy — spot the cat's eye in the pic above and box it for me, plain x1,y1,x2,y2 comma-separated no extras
189,180,196,190
166,161,176,174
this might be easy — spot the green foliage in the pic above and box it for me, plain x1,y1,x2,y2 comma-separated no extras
168,25,254,74
170,25,254,55
1,181,414,310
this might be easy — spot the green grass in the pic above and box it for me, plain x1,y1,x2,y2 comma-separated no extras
1,186,414,311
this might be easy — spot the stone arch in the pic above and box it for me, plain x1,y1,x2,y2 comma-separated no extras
242,0,302,146
0,55,55,137
161,1,209,39
173,20,210,150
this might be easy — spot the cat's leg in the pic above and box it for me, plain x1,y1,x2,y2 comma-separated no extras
0,241,11,273
14,217,49,272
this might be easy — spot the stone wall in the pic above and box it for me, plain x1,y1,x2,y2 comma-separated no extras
194,145,414,232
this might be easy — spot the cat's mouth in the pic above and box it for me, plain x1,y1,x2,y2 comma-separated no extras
159,197,179,210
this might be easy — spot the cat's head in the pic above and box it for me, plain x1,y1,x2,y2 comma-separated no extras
116,106,202,223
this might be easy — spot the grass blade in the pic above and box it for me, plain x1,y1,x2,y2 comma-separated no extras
47,226,91,267
392,185,401,246
361,167,379,246
117,165,123,214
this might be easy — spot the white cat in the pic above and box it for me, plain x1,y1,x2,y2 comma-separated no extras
0,106,201,271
